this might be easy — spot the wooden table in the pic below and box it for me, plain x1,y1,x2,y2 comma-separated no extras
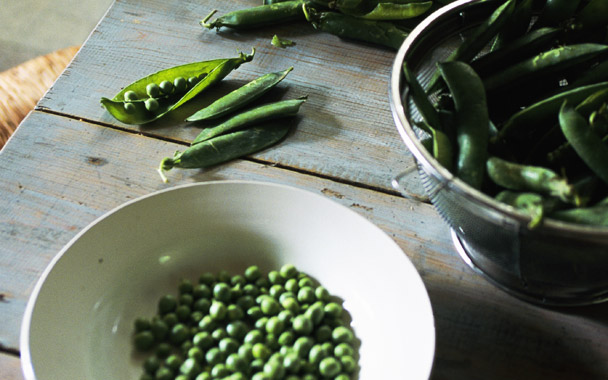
1,0,607,379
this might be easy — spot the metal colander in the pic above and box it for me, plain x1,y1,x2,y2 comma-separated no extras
389,0,608,306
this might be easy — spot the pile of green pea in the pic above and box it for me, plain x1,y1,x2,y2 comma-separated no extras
132,264,359,380
123,74,206,114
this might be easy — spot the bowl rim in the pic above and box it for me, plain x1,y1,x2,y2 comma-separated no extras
20,179,436,380
389,0,608,237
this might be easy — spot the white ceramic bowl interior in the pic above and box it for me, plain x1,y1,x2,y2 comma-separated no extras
21,181,435,379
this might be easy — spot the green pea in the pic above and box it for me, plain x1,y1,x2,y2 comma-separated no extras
151,319,169,341
134,317,151,332
188,76,200,87
218,270,231,283
170,323,189,345
243,284,260,297
159,80,174,94
334,343,354,357
298,277,314,288
155,342,172,358
226,320,248,340
158,294,178,314
123,102,137,114
212,327,227,341
176,304,191,322
318,356,342,377
193,331,214,349
315,325,332,342
305,301,325,325
314,286,330,302
293,336,314,358
165,354,183,371
198,315,216,332
211,363,230,378
277,309,294,324
236,295,255,310
245,329,265,345
279,263,298,279
143,356,161,374
226,353,249,373
244,265,262,281
261,297,281,315
179,293,194,306
162,312,178,327
266,316,285,335
206,347,225,366
219,337,240,354
324,302,343,319
278,330,296,346
134,331,154,351
193,298,211,314
255,316,269,330
264,358,286,379
139,373,154,380
268,270,284,285
332,326,354,344
195,373,212,380
155,367,173,380
293,314,313,335
284,278,299,293
146,83,160,98
238,343,254,361
335,374,351,380
124,90,138,101
193,284,212,299
180,357,202,378
227,304,244,321
269,284,285,298
247,305,264,320
210,300,227,320
188,346,205,362
251,372,271,380
213,282,232,302
308,344,328,366
340,355,357,373
199,272,215,285
252,342,272,360
174,76,187,92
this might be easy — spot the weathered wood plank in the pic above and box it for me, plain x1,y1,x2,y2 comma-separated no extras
36,0,421,197
1,112,607,379
0,352,24,380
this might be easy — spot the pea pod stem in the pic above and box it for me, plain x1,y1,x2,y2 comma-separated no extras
495,190,556,229
186,67,294,122
191,97,307,144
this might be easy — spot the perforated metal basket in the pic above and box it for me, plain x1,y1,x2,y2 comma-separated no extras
389,0,608,306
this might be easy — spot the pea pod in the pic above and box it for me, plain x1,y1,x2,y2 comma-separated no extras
471,27,561,76
495,190,555,229
202,1,308,30
340,1,433,21
427,0,516,92
492,0,534,50
483,43,608,94
486,156,579,205
570,59,608,88
495,81,608,142
303,5,409,50
402,63,441,129
438,61,489,189
191,97,306,144
158,123,291,182
535,0,581,27
101,50,255,125
549,203,608,226
573,0,608,32
559,101,608,186
186,67,293,122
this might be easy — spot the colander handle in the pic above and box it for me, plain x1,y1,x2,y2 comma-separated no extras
391,164,430,202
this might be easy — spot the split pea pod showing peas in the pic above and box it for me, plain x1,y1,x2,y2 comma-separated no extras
438,61,489,190
158,123,291,182
100,50,255,125
186,67,293,122
202,0,309,30
191,97,307,144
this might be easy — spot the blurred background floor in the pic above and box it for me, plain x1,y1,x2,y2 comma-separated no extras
0,0,114,72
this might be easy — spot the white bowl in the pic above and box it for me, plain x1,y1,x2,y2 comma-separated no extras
20,181,435,379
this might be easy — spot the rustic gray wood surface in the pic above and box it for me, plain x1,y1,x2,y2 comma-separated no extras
1,0,607,379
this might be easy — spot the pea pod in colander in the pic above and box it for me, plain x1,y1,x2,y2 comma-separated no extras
100,50,255,125
186,67,293,122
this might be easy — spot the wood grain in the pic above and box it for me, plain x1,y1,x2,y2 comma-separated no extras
36,0,421,198
2,111,607,379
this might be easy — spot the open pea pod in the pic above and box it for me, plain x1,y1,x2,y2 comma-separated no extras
100,50,255,125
